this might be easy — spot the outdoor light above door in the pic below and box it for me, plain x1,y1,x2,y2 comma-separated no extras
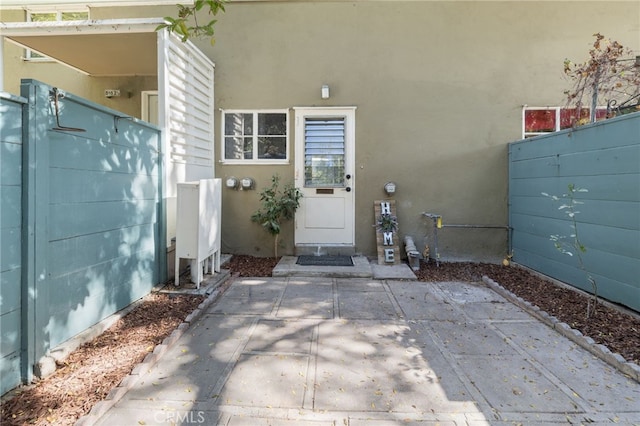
321,85,330,99
384,182,396,195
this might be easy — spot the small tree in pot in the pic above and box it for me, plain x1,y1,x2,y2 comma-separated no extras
251,175,302,258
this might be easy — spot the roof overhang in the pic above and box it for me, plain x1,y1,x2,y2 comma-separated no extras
0,1,179,7
0,18,166,76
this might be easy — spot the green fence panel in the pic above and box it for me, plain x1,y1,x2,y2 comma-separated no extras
509,112,640,312
19,80,164,370
0,92,27,395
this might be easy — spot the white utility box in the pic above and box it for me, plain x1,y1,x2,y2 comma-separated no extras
175,179,222,287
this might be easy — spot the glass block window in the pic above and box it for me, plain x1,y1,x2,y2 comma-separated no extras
523,106,607,138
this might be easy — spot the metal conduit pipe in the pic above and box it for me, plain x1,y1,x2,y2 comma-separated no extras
440,224,510,229
421,212,511,267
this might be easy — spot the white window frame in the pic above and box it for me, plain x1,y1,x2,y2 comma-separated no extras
522,105,608,139
221,109,289,165
24,8,89,61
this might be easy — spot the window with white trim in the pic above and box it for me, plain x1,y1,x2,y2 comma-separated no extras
522,106,608,138
25,9,89,60
222,110,289,163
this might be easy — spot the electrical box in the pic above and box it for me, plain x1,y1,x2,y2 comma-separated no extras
175,178,222,287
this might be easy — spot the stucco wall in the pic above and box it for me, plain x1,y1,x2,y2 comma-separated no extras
202,1,639,260
3,1,638,261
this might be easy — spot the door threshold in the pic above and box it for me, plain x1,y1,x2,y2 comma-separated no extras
295,245,356,256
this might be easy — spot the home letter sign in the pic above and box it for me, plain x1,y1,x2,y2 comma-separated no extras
384,248,395,263
383,232,394,245
374,200,401,265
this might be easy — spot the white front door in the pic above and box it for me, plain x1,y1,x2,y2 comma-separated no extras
294,107,356,248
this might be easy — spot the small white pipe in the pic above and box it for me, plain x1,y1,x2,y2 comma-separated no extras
404,235,418,254
404,235,421,271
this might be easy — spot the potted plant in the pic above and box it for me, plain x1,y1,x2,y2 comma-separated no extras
375,213,399,233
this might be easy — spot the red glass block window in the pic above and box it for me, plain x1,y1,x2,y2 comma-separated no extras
560,108,589,129
524,106,609,138
595,108,608,121
524,109,556,133
559,107,607,129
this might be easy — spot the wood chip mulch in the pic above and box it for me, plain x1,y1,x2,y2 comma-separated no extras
1,293,204,426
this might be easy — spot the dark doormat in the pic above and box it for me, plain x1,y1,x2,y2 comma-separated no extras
296,255,354,267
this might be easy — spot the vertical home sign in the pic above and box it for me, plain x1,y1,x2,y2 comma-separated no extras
374,200,401,265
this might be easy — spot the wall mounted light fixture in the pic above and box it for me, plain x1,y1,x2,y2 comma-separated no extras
384,181,396,195
321,84,330,99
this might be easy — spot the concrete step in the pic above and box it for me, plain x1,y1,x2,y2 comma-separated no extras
273,256,417,280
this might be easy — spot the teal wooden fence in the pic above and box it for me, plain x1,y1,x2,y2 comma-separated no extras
0,93,27,395
0,80,164,394
509,112,640,312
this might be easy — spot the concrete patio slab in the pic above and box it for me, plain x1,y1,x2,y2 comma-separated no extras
371,262,417,280
314,320,479,414
89,277,640,426
209,279,286,316
436,281,505,304
336,278,387,291
456,354,580,414
337,289,400,320
494,321,640,413
243,319,317,354
387,280,462,321
428,320,520,356
461,300,534,321
218,353,310,408
277,279,334,318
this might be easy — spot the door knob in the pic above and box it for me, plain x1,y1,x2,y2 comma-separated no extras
345,187,352,192
345,174,352,179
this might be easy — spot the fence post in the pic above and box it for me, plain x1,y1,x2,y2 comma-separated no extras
20,79,52,381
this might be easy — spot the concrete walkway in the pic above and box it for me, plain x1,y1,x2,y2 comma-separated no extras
86,276,640,425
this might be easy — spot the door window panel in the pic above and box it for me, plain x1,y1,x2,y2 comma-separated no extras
304,118,345,187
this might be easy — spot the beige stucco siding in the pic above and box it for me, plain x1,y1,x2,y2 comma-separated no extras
202,1,639,260
2,1,638,261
